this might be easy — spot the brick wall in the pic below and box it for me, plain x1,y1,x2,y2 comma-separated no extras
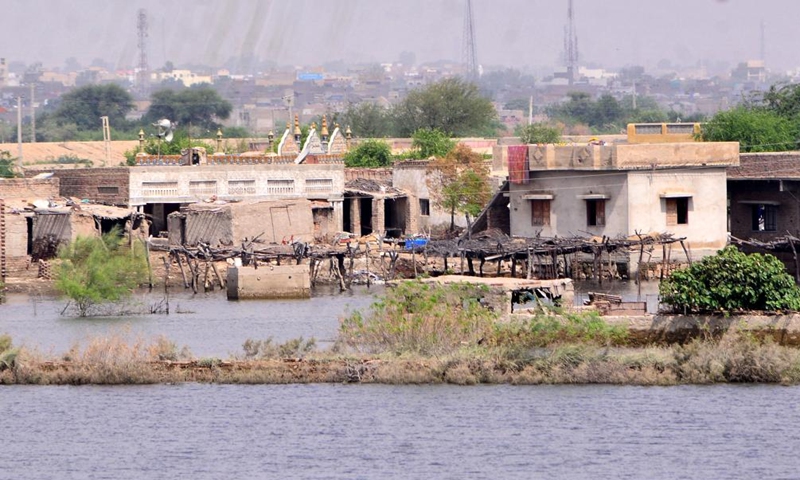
26,168,130,206
0,178,60,200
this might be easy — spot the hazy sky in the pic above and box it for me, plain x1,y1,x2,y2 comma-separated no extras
6,0,798,74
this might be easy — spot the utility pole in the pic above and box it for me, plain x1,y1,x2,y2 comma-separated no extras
16,96,22,167
29,83,35,144
101,116,111,166
528,96,533,125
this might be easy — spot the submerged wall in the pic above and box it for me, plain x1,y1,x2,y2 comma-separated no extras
227,264,311,299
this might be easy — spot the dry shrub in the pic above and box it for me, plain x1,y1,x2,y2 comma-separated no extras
370,359,442,384
148,336,192,361
444,362,478,385
673,331,800,383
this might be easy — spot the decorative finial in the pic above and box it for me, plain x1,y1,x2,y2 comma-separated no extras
345,125,352,139
216,128,223,139
321,116,329,137
294,114,301,135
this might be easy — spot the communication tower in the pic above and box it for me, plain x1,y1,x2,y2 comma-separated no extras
462,0,478,79
564,0,579,85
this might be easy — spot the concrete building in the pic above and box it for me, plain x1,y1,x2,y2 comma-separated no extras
492,141,739,262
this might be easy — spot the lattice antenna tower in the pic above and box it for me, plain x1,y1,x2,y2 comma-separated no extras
137,9,150,98
462,0,478,80
760,20,766,63
564,0,579,85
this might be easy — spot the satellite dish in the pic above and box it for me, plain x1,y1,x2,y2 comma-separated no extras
153,118,175,142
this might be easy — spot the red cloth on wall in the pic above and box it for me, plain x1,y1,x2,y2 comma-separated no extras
508,145,529,184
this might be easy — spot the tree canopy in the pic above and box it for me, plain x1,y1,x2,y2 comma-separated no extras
410,128,456,158
144,86,233,131
516,123,562,144
341,102,394,138
426,144,492,231
343,139,393,167
48,84,134,130
393,78,497,137
700,106,797,152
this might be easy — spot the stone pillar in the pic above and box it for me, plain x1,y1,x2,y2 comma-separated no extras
407,195,420,234
350,197,361,235
373,198,385,236
331,199,344,233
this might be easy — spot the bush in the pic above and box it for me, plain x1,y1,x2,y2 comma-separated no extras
344,139,393,167
55,229,149,316
660,246,800,313
516,123,561,144
338,281,498,355
493,309,628,350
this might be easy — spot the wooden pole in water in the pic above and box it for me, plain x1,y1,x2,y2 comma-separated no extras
174,251,189,288
161,256,170,314
527,248,532,280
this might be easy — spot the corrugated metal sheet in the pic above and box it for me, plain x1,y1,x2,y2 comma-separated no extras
183,209,233,247
33,213,71,241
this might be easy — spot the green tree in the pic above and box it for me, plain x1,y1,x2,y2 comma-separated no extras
411,128,456,158
144,86,232,131
392,78,497,137
660,246,800,313
516,123,561,144
341,102,394,138
50,84,134,130
0,150,18,178
427,144,492,231
55,229,149,317
700,106,798,152
344,139,393,167
759,82,800,119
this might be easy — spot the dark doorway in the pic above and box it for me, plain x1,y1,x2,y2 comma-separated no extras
384,197,408,239
359,198,373,236
144,202,182,237
343,198,352,234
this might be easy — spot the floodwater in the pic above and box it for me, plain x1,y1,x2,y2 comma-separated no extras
2,383,799,479
0,285,382,357
2,282,798,478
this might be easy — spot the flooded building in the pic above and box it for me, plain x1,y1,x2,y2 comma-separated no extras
492,140,739,263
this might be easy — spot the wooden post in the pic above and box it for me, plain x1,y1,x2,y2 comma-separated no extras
160,256,170,314
184,251,198,294
210,261,225,289
527,248,532,280
789,236,800,284
365,243,371,287
144,238,153,290
174,251,189,288
680,240,692,266
636,234,645,301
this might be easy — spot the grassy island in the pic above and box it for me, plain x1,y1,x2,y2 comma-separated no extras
4,281,800,386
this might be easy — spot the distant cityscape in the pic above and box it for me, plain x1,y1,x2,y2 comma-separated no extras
0,0,792,142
